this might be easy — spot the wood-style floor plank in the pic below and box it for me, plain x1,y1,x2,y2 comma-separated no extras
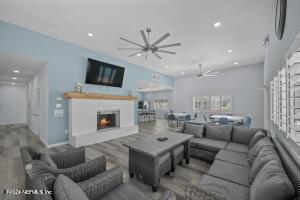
0,120,210,200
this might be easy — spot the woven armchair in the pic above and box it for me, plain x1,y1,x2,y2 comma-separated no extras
185,185,225,200
31,167,176,200
20,146,106,193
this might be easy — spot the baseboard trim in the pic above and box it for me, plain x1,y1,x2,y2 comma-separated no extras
47,141,69,148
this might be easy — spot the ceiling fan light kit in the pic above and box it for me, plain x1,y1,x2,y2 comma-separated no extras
119,28,181,60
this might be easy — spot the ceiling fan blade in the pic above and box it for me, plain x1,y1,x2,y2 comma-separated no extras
202,70,211,75
156,43,181,49
152,52,162,59
120,37,145,48
157,50,176,55
140,30,149,46
205,74,218,77
128,50,144,57
208,71,219,74
152,33,170,46
118,48,143,50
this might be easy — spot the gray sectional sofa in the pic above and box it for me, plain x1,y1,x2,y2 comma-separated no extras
181,123,299,200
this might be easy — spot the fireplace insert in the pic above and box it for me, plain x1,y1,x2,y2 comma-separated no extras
97,110,120,131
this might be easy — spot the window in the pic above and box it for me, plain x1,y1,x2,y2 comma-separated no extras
270,50,300,144
154,99,168,110
193,95,232,112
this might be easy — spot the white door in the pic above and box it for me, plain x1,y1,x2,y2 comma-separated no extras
29,89,40,135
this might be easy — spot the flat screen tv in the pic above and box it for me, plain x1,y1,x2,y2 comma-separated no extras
85,58,125,87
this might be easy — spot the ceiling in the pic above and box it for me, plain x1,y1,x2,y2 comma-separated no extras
0,0,274,76
0,54,46,86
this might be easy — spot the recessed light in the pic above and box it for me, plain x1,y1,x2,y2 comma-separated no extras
227,49,233,53
137,53,141,56
165,65,169,68
11,82,16,85
234,62,238,65
13,70,20,73
181,72,185,75
214,22,221,27
88,33,94,37
12,77,17,80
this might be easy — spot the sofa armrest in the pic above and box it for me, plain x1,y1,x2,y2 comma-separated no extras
185,185,225,200
158,190,176,200
50,147,85,168
78,166,123,200
27,156,107,183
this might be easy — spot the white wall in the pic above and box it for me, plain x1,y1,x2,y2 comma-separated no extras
174,64,264,128
27,64,48,145
0,84,27,125
143,90,174,118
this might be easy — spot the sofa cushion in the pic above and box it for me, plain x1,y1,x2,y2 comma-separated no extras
248,131,265,148
225,142,249,154
248,137,273,164
250,160,295,200
54,174,89,200
190,138,228,152
197,175,249,200
205,125,233,142
101,182,152,200
215,149,249,167
232,126,262,145
249,146,281,184
40,153,58,169
208,160,250,187
184,123,205,138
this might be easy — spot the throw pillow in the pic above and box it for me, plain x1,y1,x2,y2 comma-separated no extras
54,174,89,200
250,160,295,200
40,153,58,169
248,131,266,148
249,146,280,184
184,123,205,138
205,125,233,142
248,137,273,164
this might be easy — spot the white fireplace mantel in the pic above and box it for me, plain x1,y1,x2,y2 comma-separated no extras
67,96,138,147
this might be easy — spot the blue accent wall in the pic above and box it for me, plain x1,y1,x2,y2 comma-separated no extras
0,21,174,145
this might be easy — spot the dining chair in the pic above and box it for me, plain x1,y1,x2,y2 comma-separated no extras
219,117,229,125
164,112,169,120
185,114,191,122
169,113,177,125
243,115,252,127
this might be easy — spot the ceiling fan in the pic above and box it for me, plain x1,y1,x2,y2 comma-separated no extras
118,28,181,60
197,64,219,78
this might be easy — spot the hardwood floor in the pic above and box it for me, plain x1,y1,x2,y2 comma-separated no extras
0,120,210,200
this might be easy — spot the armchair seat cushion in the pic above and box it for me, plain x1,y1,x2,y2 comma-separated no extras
208,160,250,187
197,175,249,200
225,142,249,154
190,138,228,152
54,174,89,200
215,149,249,167
101,183,152,200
